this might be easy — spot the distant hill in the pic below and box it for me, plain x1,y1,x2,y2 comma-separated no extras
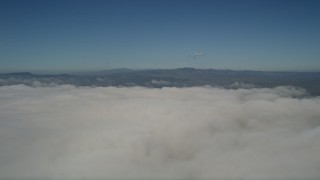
1,72,35,76
73,68,136,76
1,68,320,96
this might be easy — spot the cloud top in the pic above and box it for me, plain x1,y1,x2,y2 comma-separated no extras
0,85,319,179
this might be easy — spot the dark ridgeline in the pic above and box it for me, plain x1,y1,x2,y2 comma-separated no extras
1,68,320,96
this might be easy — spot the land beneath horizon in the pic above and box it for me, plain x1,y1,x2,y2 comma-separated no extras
1,67,320,96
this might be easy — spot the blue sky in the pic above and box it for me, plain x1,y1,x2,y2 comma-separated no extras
1,0,320,72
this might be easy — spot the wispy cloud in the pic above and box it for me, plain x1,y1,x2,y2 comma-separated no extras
193,52,203,60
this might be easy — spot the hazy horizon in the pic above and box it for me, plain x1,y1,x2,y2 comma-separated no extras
2,67,320,75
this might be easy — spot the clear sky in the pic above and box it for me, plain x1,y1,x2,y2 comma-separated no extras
1,0,320,72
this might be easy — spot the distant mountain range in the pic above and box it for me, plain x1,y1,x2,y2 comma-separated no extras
1,68,320,96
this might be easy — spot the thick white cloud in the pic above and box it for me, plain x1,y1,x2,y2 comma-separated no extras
0,85,319,179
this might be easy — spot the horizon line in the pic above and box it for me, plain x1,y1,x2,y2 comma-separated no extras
1,67,320,75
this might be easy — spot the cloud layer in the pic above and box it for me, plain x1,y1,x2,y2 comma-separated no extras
0,85,320,179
